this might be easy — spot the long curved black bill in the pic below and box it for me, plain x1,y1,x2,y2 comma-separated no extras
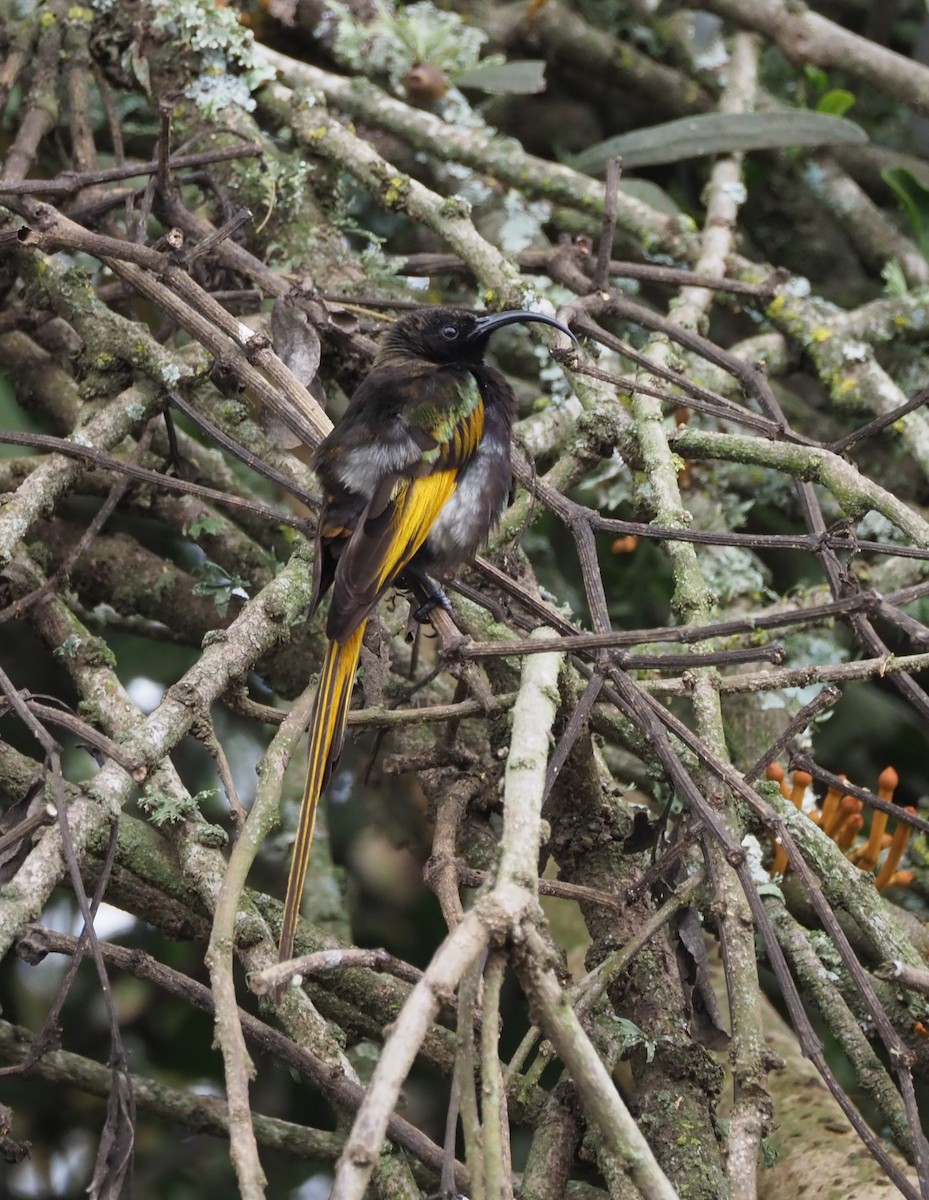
469,310,577,344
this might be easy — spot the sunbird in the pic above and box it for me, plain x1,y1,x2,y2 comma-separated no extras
279,305,575,961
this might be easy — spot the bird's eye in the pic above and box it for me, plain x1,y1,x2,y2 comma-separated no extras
441,325,459,340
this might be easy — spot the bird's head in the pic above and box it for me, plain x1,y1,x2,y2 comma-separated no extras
377,306,576,366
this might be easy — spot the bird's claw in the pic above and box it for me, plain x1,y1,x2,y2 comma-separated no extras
411,587,453,624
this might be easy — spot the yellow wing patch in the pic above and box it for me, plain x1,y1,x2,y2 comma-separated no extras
374,467,458,591
442,401,485,469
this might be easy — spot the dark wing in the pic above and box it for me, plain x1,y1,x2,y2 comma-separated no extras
319,364,486,641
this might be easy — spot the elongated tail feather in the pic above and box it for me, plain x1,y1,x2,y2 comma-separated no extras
279,621,366,961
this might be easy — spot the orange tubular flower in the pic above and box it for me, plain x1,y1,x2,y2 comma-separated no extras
875,806,916,890
831,795,862,846
821,775,850,838
790,770,814,821
836,811,864,852
819,778,844,833
859,766,899,872
790,770,812,808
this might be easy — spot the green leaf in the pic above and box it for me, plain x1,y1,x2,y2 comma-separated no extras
803,64,829,94
881,259,909,296
615,1017,645,1040
455,59,546,94
569,110,868,174
619,178,681,216
187,514,224,540
139,786,200,826
817,89,855,117
191,559,249,615
883,167,929,262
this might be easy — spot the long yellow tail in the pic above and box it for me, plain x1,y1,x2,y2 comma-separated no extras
279,621,366,961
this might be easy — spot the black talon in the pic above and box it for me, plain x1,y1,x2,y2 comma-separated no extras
401,566,454,623
412,588,453,624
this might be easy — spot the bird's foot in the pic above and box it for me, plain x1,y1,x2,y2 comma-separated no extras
405,589,453,646
411,586,453,625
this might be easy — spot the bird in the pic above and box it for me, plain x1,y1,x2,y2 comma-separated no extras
278,304,575,961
